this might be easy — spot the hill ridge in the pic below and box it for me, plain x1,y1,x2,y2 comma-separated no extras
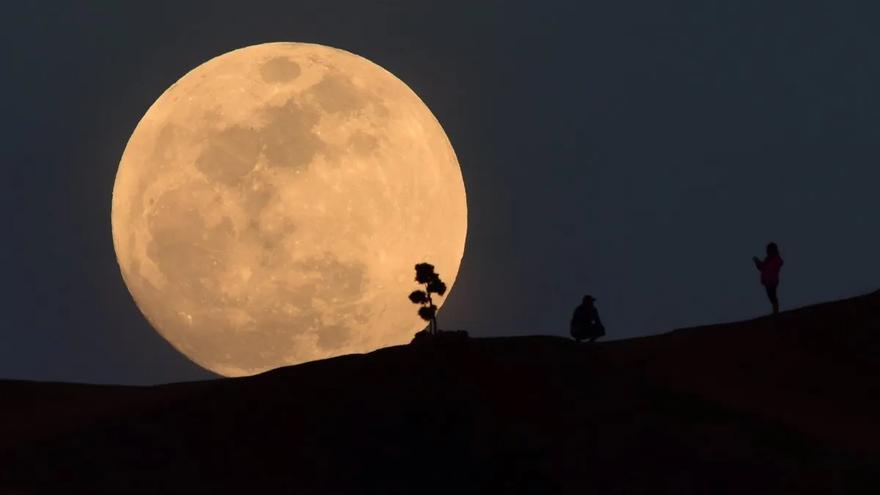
1,290,878,493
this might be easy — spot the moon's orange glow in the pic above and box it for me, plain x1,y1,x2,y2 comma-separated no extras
111,43,467,376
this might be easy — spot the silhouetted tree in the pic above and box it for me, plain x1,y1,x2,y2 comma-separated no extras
409,263,447,335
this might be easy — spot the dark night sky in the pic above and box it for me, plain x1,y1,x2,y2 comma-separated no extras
2,1,878,384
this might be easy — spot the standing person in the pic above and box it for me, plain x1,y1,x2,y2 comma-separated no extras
570,295,606,343
753,242,784,314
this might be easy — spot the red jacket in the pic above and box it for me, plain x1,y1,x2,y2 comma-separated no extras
755,255,784,286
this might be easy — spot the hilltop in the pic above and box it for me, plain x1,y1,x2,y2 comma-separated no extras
1,291,878,494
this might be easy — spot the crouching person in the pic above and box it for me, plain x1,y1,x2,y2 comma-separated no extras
571,295,605,343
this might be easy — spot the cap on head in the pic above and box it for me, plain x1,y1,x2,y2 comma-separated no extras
582,295,596,304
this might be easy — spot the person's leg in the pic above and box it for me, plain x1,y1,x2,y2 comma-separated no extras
765,284,779,314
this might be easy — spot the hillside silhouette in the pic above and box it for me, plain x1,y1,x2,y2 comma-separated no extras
1,291,879,494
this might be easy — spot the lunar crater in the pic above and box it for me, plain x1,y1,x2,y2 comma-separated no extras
259,98,324,170
309,73,369,115
260,57,301,83
195,126,262,184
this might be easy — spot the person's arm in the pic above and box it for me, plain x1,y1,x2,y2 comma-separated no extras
753,256,763,270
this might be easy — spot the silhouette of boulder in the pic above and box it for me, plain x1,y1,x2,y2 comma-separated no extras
410,328,470,346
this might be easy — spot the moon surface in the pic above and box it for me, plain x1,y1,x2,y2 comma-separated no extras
112,43,467,377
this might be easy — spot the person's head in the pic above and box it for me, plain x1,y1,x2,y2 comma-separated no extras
766,242,779,257
582,295,596,306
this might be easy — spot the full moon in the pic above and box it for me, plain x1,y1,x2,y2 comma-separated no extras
112,43,467,377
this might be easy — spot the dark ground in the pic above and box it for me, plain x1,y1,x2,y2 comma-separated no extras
1,291,879,494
